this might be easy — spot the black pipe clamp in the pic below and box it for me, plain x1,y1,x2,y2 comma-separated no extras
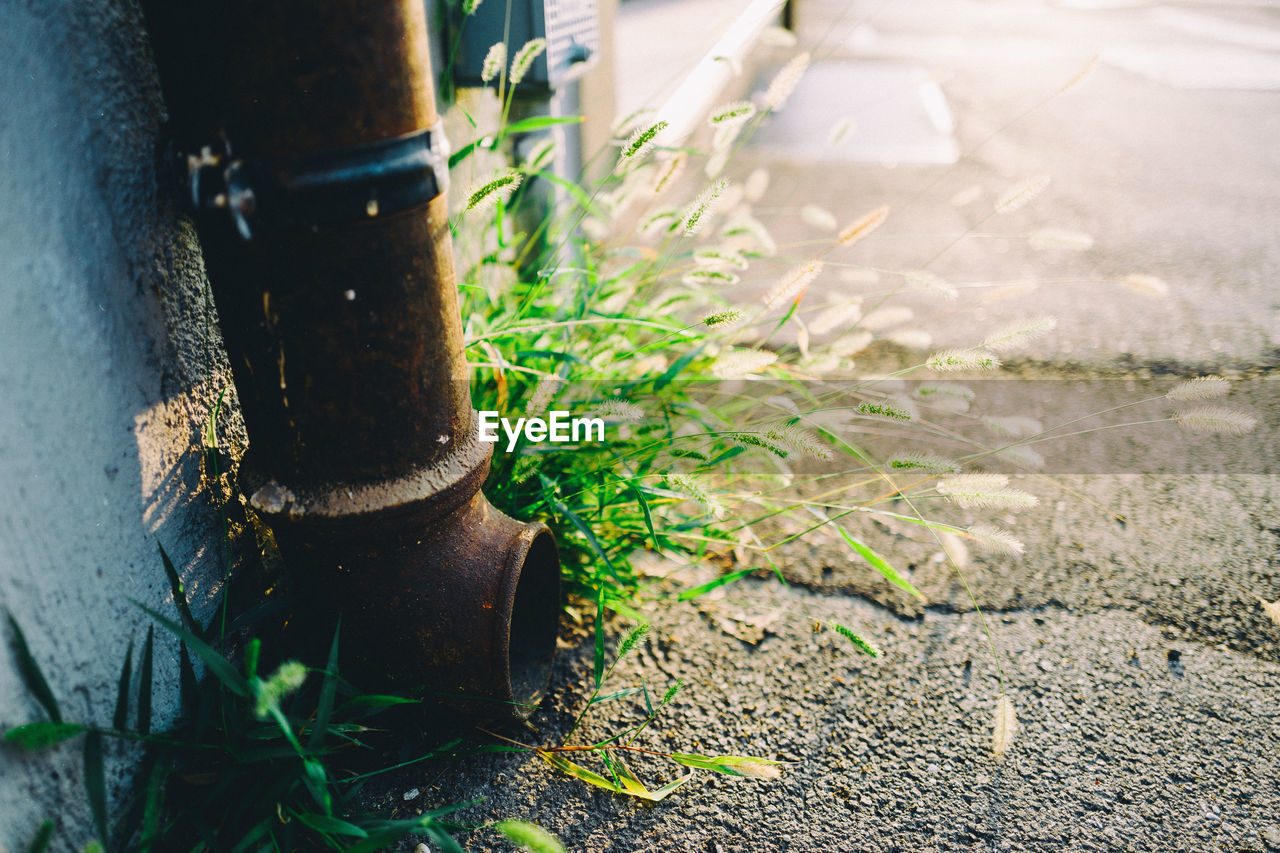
189,122,451,239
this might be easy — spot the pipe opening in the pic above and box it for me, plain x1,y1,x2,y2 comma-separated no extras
507,527,561,712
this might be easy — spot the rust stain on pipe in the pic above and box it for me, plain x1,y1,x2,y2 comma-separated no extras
144,1,561,719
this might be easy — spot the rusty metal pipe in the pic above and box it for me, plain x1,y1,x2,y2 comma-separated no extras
143,1,560,719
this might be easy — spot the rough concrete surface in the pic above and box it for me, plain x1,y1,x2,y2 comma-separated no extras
0,1,241,848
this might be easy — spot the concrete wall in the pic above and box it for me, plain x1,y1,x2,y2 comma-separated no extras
0,1,238,848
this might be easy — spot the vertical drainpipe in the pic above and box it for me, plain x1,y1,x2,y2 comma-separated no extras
142,0,561,720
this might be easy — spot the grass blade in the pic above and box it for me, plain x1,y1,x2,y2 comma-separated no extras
158,543,199,636
292,812,368,838
134,603,247,697
590,687,642,704
25,819,55,853
4,721,87,750
309,623,341,751
608,755,650,797
5,610,62,722
112,638,134,731
626,482,661,552
137,626,154,735
538,750,624,794
138,753,166,853
654,343,707,391
669,752,785,780
178,642,199,715
676,567,756,601
494,820,566,853
593,586,606,689
541,477,623,586
84,730,109,849
832,526,925,601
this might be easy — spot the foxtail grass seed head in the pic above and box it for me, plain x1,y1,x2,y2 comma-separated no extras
1122,273,1170,297
761,51,811,110
732,432,790,458
525,377,562,415
992,695,1017,758
809,301,863,336
721,214,777,255
861,306,914,331
827,115,857,146
765,261,823,310
767,424,832,460
523,137,557,171
615,623,650,659
744,168,770,201
837,205,889,247
651,152,687,196
641,209,680,236
617,120,669,172
712,347,778,378
1029,228,1095,251
968,523,1025,557
889,328,933,349
997,445,1046,469
693,247,749,271
702,309,744,330
1167,376,1230,402
829,330,873,358
827,622,881,657
509,38,547,84
1173,406,1258,435
981,315,1058,352
596,399,644,421
704,148,731,177
938,472,1008,493
937,474,1038,510
904,270,959,300
927,349,1001,372
466,170,524,211
983,415,1043,438
253,661,308,718
888,451,961,473
682,269,740,287
857,401,911,420
665,473,725,517
916,382,975,401
480,42,506,84
709,100,757,127
683,180,728,235
511,455,539,484
801,205,838,231
995,175,1052,214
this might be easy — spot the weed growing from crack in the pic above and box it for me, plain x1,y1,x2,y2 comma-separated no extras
446,31,1267,776
3,551,557,852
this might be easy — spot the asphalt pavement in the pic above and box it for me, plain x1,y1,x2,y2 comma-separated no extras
373,1,1280,849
